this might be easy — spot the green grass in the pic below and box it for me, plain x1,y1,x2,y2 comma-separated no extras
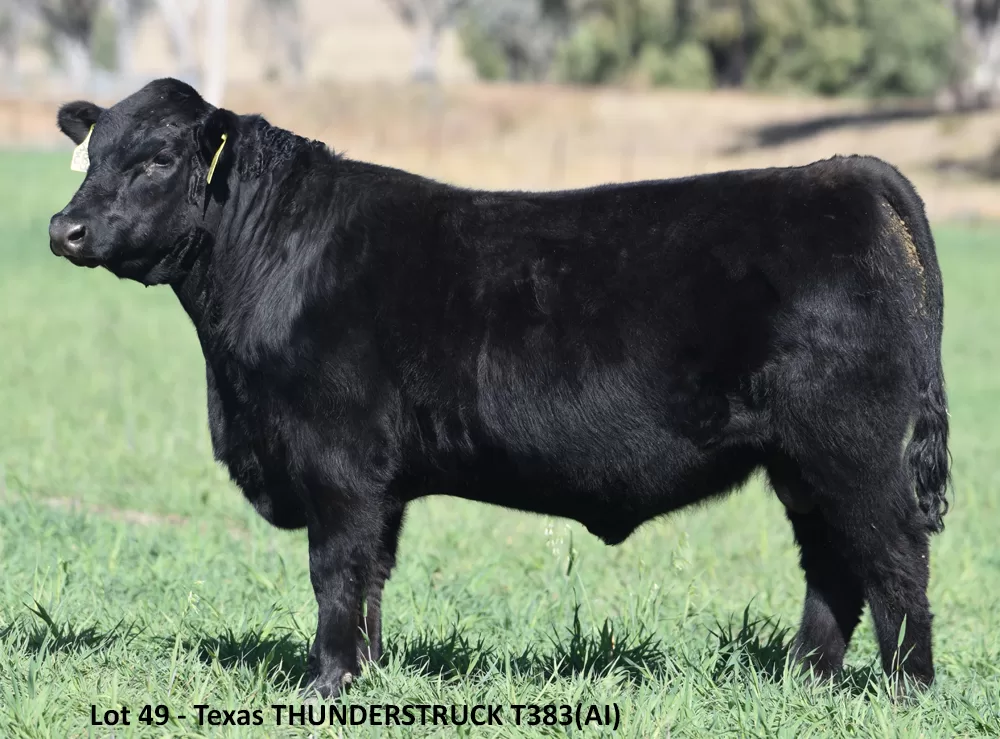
2,150,999,738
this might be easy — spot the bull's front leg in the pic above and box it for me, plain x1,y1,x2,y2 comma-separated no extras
357,499,405,664
304,500,383,699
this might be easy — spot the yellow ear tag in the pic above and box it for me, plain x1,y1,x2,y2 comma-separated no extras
206,133,228,184
70,124,95,173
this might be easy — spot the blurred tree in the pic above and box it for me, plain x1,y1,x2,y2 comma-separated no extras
243,0,304,82
154,0,199,86
105,0,152,82
203,0,226,104
552,0,714,88
4,0,238,98
385,0,468,82
25,0,101,86
698,0,756,87
5,0,152,88
948,0,1000,107
461,0,571,81
0,0,26,87
463,0,958,97
749,0,955,96
860,0,956,96
748,0,865,95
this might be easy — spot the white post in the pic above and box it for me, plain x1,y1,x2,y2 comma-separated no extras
203,0,228,106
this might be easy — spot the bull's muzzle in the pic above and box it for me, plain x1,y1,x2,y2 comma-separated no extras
49,214,89,260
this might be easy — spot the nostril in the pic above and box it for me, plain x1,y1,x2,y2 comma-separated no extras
66,224,86,244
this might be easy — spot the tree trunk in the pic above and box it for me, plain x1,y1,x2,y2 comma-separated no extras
733,0,755,87
276,0,304,80
412,20,439,82
675,0,691,39
951,0,1000,108
157,0,201,87
57,34,92,89
203,0,228,105
108,0,137,86
968,20,1000,106
0,6,21,90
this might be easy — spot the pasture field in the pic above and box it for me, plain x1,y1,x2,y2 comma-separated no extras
1,150,999,738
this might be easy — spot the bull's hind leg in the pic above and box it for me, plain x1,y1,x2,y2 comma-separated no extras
846,472,934,687
771,320,936,688
788,510,866,678
786,452,935,688
769,455,865,679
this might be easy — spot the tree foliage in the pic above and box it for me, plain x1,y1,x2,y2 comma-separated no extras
748,0,956,96
463,0,962,97
460,0,571,81
385,0,469,81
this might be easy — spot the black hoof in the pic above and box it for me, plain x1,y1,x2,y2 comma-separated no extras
885,671,934,703
789,638,843,683
300,668,354,700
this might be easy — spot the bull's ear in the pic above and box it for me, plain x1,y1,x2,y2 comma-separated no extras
57,101,104,144
198,108,239,175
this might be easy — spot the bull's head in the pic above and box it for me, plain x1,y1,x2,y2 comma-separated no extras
49,78,238,284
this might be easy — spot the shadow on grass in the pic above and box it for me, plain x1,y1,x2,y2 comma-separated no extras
933,150,1000,183
837,663,885,697
710,604,791,682
147,604,890,697
388,605,673,685
710,606,892,699
725,106,938,153
4,600,144,657
177,606,794,690
186,629,309,687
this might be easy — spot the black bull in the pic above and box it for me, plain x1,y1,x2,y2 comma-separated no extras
47,78,949,698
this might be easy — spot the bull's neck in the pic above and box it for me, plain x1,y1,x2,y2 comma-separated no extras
171,144,330,360
170,235,214,331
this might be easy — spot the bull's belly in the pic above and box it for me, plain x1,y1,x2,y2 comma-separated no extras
217,391,763,542
436,475,656,545
410,443,761,545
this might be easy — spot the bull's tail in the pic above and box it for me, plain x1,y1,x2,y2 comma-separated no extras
905,327,951,533
876,160,951,533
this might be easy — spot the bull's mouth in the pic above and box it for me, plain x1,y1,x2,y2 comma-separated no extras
62,253,102,268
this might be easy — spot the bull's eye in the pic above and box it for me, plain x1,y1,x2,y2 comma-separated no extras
151,153,172,168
